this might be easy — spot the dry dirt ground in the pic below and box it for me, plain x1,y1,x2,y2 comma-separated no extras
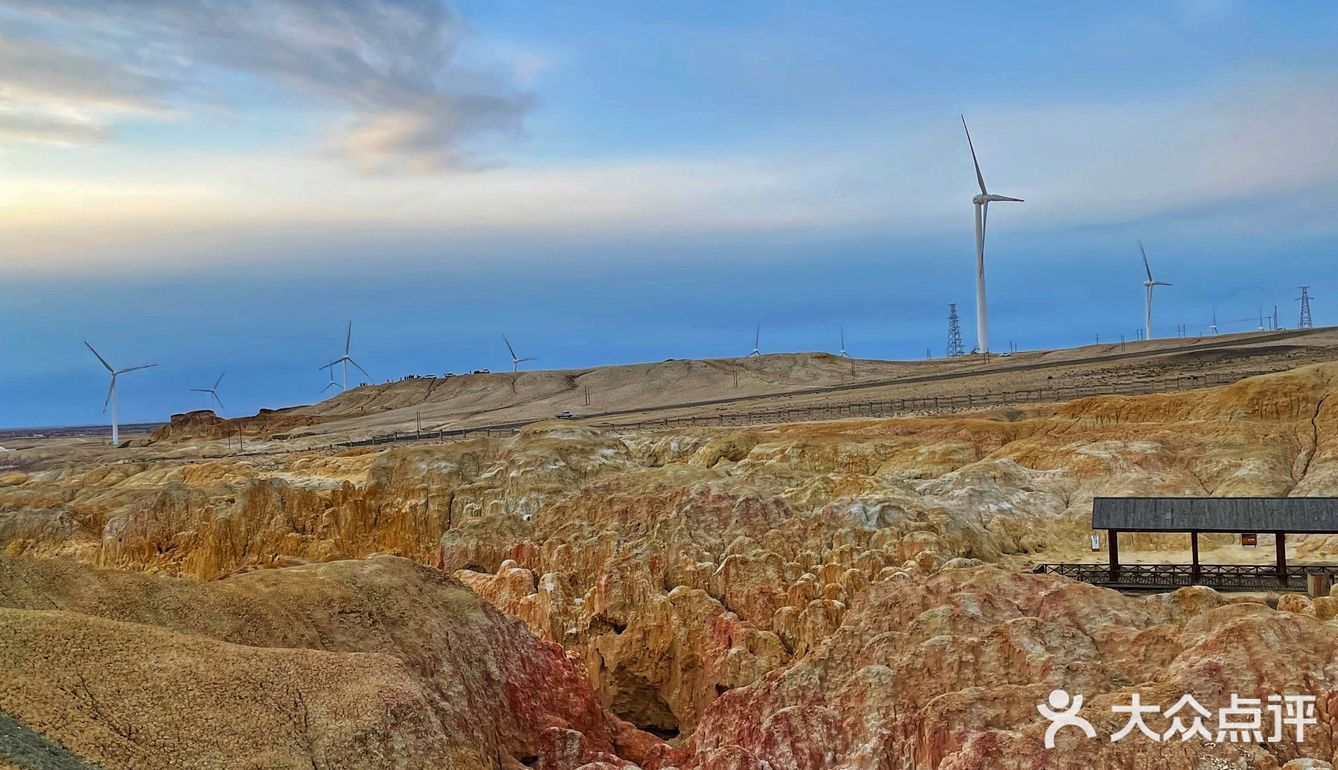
35,325,1338,453
292,327,1338,441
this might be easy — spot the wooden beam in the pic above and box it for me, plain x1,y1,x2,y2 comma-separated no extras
1190,531,1201,584
1276,531,1287,585
1108,529,1120,582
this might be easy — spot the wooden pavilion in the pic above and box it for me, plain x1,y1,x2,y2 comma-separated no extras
1036,497,1338,593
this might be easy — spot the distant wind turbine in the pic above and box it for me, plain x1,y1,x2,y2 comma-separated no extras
503,334,536,373
961,115,1023,356
1139,241,1171,339
320,322,371,391
189,371,226,415
837,327,850,358
84,341,156,447
1209,306,1218,336
321,367,342,396
748,325,762,357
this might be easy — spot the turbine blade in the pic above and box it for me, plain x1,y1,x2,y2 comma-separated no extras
961,115,988,195
345,322,352,355
503,335,517,360
320,358,342,370
214,394,225,411
981,200,989,247
990,195,1024,202
189,388,210,393
103,377,115,412
84,341,114,373
349,358,372,381
116,364,156,374
214,370,226,389
1139,241,1153,281
520,357,537,363
755,324,760,348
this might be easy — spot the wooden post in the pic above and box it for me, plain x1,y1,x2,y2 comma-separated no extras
1190,531,1200,584
1108,529,1120,582
1276,532,1287,586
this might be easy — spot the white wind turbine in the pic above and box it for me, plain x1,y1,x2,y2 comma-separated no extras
961,115,1023,356
503,334,536,373
321,367,343,396
1209,306,1219,336
320,322,371,391
837,327,851,358
748,325,762,357
189,371,226,415
84,341,156,447
1139,241,1171,340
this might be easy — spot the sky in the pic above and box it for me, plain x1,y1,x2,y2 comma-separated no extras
1,0,1336,427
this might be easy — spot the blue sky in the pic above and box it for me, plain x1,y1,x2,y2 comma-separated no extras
1,0,1336,427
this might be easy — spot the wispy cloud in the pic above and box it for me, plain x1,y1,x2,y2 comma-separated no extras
0,0,532,170
2,58,1336,280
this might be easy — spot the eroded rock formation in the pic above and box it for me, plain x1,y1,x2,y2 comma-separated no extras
2,363,1338,767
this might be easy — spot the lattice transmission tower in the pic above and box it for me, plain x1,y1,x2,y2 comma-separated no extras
1298,286,1313,329
946,304,965,357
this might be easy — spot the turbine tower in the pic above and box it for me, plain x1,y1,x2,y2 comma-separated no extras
84,341,156,447
503,334,537,373
1139,241,1171,340
320,322,371,391
189,371,226,415
1299,286,1313,329
747,325,762,357
1209,306,1218,336
961,115,1023,356
837,327,850,358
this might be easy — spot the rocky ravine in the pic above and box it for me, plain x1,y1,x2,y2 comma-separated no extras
2,363,1338,768
0,554,664,770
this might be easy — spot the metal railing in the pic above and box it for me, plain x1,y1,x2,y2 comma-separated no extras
1034,562,1330,592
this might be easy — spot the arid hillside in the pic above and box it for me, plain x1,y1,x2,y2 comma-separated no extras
133,326,1338,443
3,362,1338,768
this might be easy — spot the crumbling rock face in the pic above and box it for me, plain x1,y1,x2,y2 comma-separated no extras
4,364,1338,766
684,568,1338,770
0,554,664,770
150,406,328,442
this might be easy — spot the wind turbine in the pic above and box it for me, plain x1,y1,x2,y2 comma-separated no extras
503,334,536,373
189,371,226,415
1139,242,1171,340
84,341,156,447
747,325,762,357
837,327,850,358
320,322,371,391
961,115,1023,356
321,367,343,396
1209,306,1218,336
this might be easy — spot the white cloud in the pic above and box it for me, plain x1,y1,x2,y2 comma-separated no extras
0,0,531,170
1,70,1335,278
